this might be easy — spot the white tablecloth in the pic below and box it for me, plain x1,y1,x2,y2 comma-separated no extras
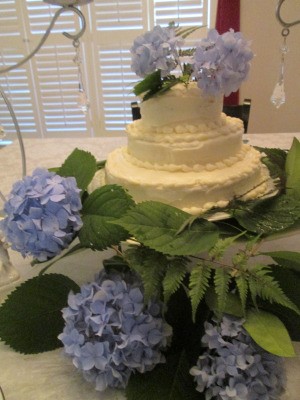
0,134,299,399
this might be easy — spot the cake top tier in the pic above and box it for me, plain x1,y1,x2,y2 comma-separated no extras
140,82,223,127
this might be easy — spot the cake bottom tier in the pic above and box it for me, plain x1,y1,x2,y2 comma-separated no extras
104,145,272,215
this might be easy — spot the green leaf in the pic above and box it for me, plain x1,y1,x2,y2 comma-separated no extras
151,76,182,99
248,264,300,315
57,148,97,191
243,309,295,357
213,268,231,315
285,137,300,198
262,251,300,272
114,201,219,256
102,255,130,274
176,25,204,39
133,70,162,97
125,246,168,302
163,258,188,304
0,274,79,354
189,262,212,321
126,350,202,400
209,231,246,260
235,275,248,314
258,266,300,341
205,288,244,318
79,185,134,250
165,285,209,364
233,194,300,235
256,146,287,189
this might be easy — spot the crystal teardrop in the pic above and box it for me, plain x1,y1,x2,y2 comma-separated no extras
270,81,285,109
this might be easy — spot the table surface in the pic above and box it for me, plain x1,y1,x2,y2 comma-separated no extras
0,133,300,400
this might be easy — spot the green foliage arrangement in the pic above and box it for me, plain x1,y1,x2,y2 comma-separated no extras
0,138,300,399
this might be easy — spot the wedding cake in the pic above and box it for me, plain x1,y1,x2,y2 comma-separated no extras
104,82,272,214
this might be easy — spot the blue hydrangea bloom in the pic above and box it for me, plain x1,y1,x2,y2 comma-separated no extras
58,270,172,391
193,29,253,96
131,25,183,77
190,315,285,400
0,168,82,261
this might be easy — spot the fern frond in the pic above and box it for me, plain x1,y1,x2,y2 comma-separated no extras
163,258,188,304
248,264,300,315
235,275,248,315
125,247,168,303
209,231,246,260
175,25,204,38
213,267,231,315
232,251,248,270
189,262,212,322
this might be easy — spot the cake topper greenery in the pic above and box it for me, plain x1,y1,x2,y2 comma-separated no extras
0,26,300,400
131,24,254,101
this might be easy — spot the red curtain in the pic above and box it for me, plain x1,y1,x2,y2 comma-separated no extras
215,0,240,105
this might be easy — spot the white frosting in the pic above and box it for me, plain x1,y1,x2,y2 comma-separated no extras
140,82,223,127
105,145,271,214
127,116,244,167
104,82,273,214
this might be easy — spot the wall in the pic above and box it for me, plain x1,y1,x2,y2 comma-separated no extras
239,0,300,133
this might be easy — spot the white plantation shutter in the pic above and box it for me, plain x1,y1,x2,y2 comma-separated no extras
0,0,215,138
0,62,37,135
0,0,21,37
153,0,207,27
94,1,144,31
98,47,137,132
0,1,38,136
32,43,89,135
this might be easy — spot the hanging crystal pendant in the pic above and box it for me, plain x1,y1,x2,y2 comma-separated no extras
271,30,289,109
0,125,5,140
78,83,90,114
271,81,285,108
73,39,90,115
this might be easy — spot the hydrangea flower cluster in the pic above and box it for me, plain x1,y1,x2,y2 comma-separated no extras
0,168,82,261
131,25,182,78
58,270,172,391
190,315,285,400
130,26,253,97
193,29,253,96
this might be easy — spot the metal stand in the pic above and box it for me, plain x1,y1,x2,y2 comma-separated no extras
0,3,89,288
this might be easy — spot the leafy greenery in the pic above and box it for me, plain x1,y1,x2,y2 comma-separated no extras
262,250,300,272
255,146,287,189
285,137,300,198
189,262,212,321
125,246,169,302
205,289,244,318
243,309,295,357
231,194,300,234
0,274,79,353
0,137,300,397
79,185,134,250
114,201,219,256
162,257,189,304
56,148,97,191
126,350,203,400
133,70,163,98
256,266,300,341
134,72,191,102
213,267,232,316
247,264,299,314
